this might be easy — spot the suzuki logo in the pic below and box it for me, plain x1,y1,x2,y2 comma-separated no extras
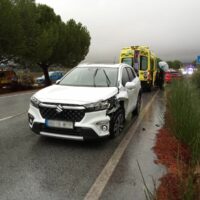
56,105,63,113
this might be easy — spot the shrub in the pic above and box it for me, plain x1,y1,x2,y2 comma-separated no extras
191,70,200,90
168,80,200,162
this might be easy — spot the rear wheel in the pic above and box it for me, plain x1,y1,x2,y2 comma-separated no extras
110,108,125,139
141,82,152,92
146,82,152,92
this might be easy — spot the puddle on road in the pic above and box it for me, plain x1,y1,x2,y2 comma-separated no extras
100,91,166,200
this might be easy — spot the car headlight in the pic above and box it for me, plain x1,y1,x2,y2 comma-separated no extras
85,100,110,112
30,96,40,108
85,97,119,112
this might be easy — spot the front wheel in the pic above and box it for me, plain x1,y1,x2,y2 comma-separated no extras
110,108,125,139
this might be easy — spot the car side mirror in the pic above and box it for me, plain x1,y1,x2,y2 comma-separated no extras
56,79,61,84
125,82,136,90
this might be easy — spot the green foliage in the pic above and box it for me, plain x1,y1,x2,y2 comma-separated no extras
167,60,183,69
168,80,200,162
191,69,200,89
166,61,173,68
14,0,39,62
182,174,196,200
192,60,197,67
0,0,91,85
0,0,23,61
173,60,182,69
157,57,162,63
59,19,91,68
20,3,91,70
33,4,61,64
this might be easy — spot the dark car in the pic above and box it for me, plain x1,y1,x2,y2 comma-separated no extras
35,71,64,85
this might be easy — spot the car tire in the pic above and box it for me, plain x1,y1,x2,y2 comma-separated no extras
146,83,152,92
132,92,142,116
110,107,125,139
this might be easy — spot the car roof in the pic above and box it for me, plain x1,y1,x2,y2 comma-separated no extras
49,71,62,72
77,63,126,68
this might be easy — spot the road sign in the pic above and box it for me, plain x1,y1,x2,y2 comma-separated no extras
197,56,200,64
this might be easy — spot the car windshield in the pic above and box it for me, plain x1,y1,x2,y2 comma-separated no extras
140,56,148,70
41,72,55,79
59,67,118,87
49,72,55,76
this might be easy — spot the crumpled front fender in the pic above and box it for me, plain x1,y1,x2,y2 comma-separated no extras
116,90,128,101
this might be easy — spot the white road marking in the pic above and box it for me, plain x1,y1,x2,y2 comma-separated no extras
0,112,26,122
0,91,36,99
0,116,13,122
84,91,159,200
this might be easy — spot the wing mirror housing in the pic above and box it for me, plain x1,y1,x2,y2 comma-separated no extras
125,82,136,90
56,79,61,84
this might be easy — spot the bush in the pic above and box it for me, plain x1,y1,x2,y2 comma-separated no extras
191,70,200,90
168,80,200,162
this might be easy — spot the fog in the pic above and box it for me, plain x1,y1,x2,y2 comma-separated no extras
36,0,200,63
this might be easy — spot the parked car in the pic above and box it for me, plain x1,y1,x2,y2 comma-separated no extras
0,69,18,89
35,71,64,85
165,69,182,83
28,64,142,140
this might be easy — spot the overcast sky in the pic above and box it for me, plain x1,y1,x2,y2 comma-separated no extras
36,0,200,63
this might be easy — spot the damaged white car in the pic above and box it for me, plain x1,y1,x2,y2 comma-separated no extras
28,64,141,140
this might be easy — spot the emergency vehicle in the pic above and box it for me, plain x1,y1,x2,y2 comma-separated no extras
120,46,157,91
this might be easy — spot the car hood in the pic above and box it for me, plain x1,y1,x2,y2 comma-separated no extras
34,85,118,105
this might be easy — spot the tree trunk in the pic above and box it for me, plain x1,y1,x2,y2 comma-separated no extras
40,64,51,86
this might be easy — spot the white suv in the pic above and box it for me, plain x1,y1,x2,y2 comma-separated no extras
28,64,141,140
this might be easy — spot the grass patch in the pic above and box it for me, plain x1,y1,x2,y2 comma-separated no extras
191,70,200,90
168,79,200,163
153,76,200,199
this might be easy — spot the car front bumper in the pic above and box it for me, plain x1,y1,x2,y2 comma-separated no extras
28,105,110,140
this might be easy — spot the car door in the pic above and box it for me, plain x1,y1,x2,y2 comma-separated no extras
126,67,140,111
121,67,136,116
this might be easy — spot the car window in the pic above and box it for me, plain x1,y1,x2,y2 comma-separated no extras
126,67,136,81
140,56,148,70
122,58,133,67
122,68,130,86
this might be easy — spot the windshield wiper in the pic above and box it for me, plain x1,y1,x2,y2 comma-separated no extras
93,68,98,87
103,69,111,87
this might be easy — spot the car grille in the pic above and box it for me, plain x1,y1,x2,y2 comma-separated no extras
39,104,85,122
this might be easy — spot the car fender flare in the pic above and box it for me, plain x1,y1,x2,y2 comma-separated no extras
116,91,128,116
116,90,128,101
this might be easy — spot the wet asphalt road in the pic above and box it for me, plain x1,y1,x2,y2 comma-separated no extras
0,90,165,200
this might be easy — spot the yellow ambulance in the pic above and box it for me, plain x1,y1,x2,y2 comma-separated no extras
119,46,157,91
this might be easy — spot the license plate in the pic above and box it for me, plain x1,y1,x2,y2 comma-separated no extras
46,120,73,129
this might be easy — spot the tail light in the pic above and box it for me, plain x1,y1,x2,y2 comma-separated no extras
147,70,151,80
165,72,171,81
165,72,171,78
